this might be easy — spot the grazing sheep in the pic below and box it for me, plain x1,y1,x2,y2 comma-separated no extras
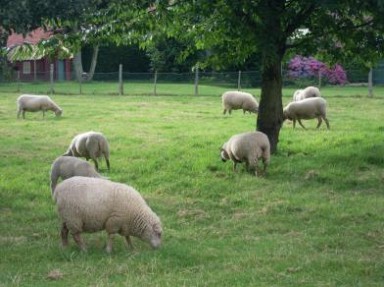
17,94,62,119
220,131,270,176
222,91,259,115
293,86,321,101
63,131,110,171
283,97,330,129
292,89,304,101
54,176,162,253
50,156,103,194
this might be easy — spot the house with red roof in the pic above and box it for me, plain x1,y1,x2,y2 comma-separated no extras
6,28,72,81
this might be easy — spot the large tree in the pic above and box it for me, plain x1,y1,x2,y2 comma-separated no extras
157,0,384,153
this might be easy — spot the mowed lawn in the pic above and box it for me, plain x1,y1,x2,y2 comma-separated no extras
0,84,384,286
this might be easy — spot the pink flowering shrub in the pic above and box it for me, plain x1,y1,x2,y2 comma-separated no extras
287,55,348,85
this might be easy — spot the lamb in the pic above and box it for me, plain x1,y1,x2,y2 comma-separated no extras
293,86,321,101
50,156,103,194
283,97,330,129
222,91,259,115
17,94,62,119
220,131,270,176
53,176,162,253
63,131,110,171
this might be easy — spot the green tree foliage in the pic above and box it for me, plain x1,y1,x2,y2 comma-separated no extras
82,44,150,73
0,0,91,47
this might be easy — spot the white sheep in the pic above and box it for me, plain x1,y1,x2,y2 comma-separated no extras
222,91,259,115
50,156,103,194
63,131,110,171
17,94,62,119
53,176,162,253
283,97,330,129
220,131,270,176
292,86,321,101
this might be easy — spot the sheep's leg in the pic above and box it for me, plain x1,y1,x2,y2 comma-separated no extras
245,161,249,171
249,160,258,176
72,233,86,251
42,110,45,118
232,161,237,172
105,157,110,171
262,159,268,175
92,158,99,171
323,117,330,129
22,111,26,119
61,223,69,247
106,234,114,254
17,109,21,119
223,109,227,115
298,119,306,129
124,236,134,249
316,117,322,128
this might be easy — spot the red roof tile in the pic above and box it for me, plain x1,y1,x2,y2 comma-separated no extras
6,28,52,48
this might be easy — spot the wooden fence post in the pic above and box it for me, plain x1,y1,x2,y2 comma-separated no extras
119,64,123,96
17,71,20,92
237,70,241,90
194,65,199,96
33,60,37,82
154,70,158,96
50,63,54,95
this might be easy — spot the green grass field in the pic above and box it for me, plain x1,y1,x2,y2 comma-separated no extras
1,84,384,286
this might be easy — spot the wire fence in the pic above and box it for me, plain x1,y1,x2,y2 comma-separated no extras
0,64,382,96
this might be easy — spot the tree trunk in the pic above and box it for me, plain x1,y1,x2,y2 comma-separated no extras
73,51,84,82
87,45,99,81
257,59,284,154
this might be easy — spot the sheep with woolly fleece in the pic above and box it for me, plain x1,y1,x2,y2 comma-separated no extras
50,156,103,194
53,176,162,253
293,86,321,101
17,94,62,119
63,131,110,171
220,131,270,176
283,97,330,129
222,91,259,115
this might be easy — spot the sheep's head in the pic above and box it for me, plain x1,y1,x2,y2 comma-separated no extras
282,108,289,121
55,109,63,117
220,145,230,162
139,214,162,249
145,222,162,249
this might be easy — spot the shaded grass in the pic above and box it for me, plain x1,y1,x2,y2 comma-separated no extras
0,86,384,286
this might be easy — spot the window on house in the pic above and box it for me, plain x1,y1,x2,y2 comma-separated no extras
23,62,31,74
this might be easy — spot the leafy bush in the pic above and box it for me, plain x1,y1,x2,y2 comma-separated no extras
287,55,348,85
